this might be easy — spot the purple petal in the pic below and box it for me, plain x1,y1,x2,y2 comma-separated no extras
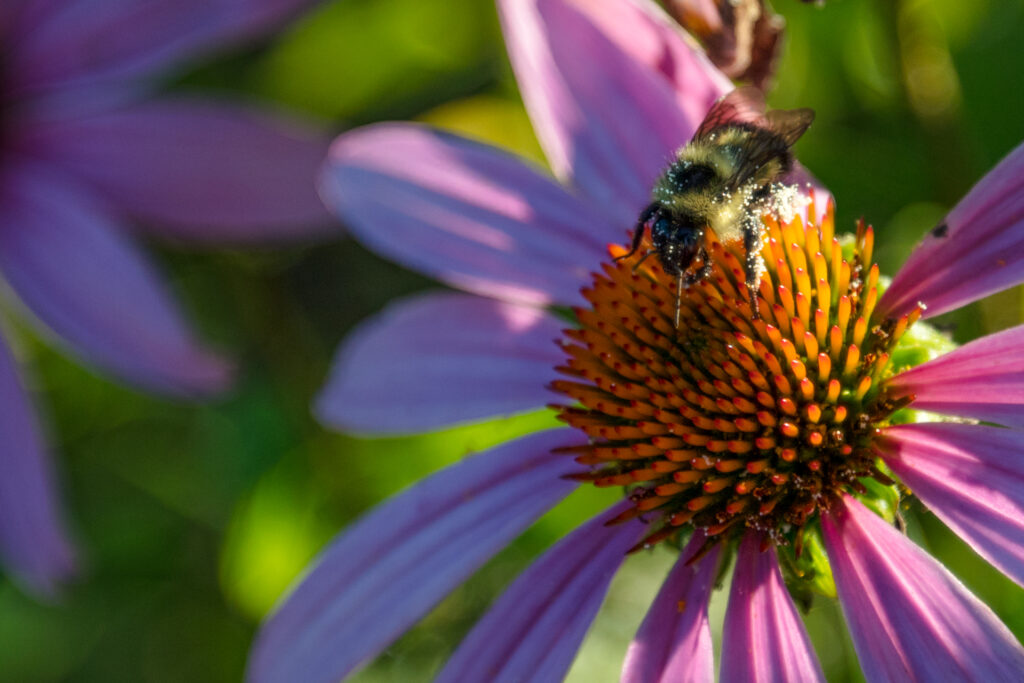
621,533,719,683
879,422,1024,589
320,123,613,307
498,0,727,227
885,323,1024,429
247,429,582,683
0,0,34,33
7,0,316,99
721,533,824,683
23,98,332,242
316,292,562,435
437,502,645,683
0,334,77,596
880,141,1024,319
822,495,1024,681
0,162,231,395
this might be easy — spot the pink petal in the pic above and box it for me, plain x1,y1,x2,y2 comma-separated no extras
0,334,77,596
721,533,824,682
879,141,1024,319
621,533,719,683
879,422,1024,589
885,323,1024,428
786,164,834,224
320,123,613,307
822,495,1024,681
247,429,581,683
316,292,562,435
437,502,645,683
0,162,231,395
7,0,315,99
23,98,332,242
498,0,728,227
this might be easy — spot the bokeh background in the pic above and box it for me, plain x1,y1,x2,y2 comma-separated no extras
2,0,1023,680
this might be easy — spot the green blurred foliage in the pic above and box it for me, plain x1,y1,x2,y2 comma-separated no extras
2,0,1023,680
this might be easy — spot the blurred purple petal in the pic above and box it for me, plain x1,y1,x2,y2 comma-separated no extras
437,502,644,683
316,292,563,435
885,323,1024,428
24,98,332,242
880,141,1024,320
879,423,1024,589
248,429,581,683
570,0,731,108
0,334,77,596
621,533,718,683
7,0,316,99
498,0,726,227
0,162,232,395
0,0,35,33
320,123,613,306
721,533,824,682
822,495,1024,681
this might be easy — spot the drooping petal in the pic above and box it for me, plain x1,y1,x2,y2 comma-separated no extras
721,533,824,683
498,0,728,226
879,423,1024,589
0,334,77,596
437,502,645,683
0,162,231,395
22,98,332,241
316,292,563,435
822,495,1024,681
7,0,316,99
320,123,613,306
880,141,1024,319
247,429,582,683
621,533,719,683
885,323,1024,429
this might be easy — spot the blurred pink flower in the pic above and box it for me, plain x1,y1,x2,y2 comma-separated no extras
0,0,332,595
249,0,1024,680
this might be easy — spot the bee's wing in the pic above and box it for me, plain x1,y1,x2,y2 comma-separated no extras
764,108,815,146
688,87,770,140
693,87,767,140
694,88,814,146
723,116,814,192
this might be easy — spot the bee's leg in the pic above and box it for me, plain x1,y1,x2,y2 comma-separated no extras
631,249,656,272
742,222,763,320
682,247,713,286
675,275,684,328
895,508,907,535
616,204,658,261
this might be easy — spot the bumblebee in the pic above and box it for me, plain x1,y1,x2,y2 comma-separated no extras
620,87,814,324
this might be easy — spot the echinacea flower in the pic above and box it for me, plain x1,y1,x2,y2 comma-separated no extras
0,0,331,595
249,0,1024,680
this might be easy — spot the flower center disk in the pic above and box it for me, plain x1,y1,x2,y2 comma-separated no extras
551,201,919,551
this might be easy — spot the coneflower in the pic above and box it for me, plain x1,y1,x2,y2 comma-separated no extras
249,0,1024,680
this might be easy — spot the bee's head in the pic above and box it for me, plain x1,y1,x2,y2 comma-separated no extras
648,210,705,274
